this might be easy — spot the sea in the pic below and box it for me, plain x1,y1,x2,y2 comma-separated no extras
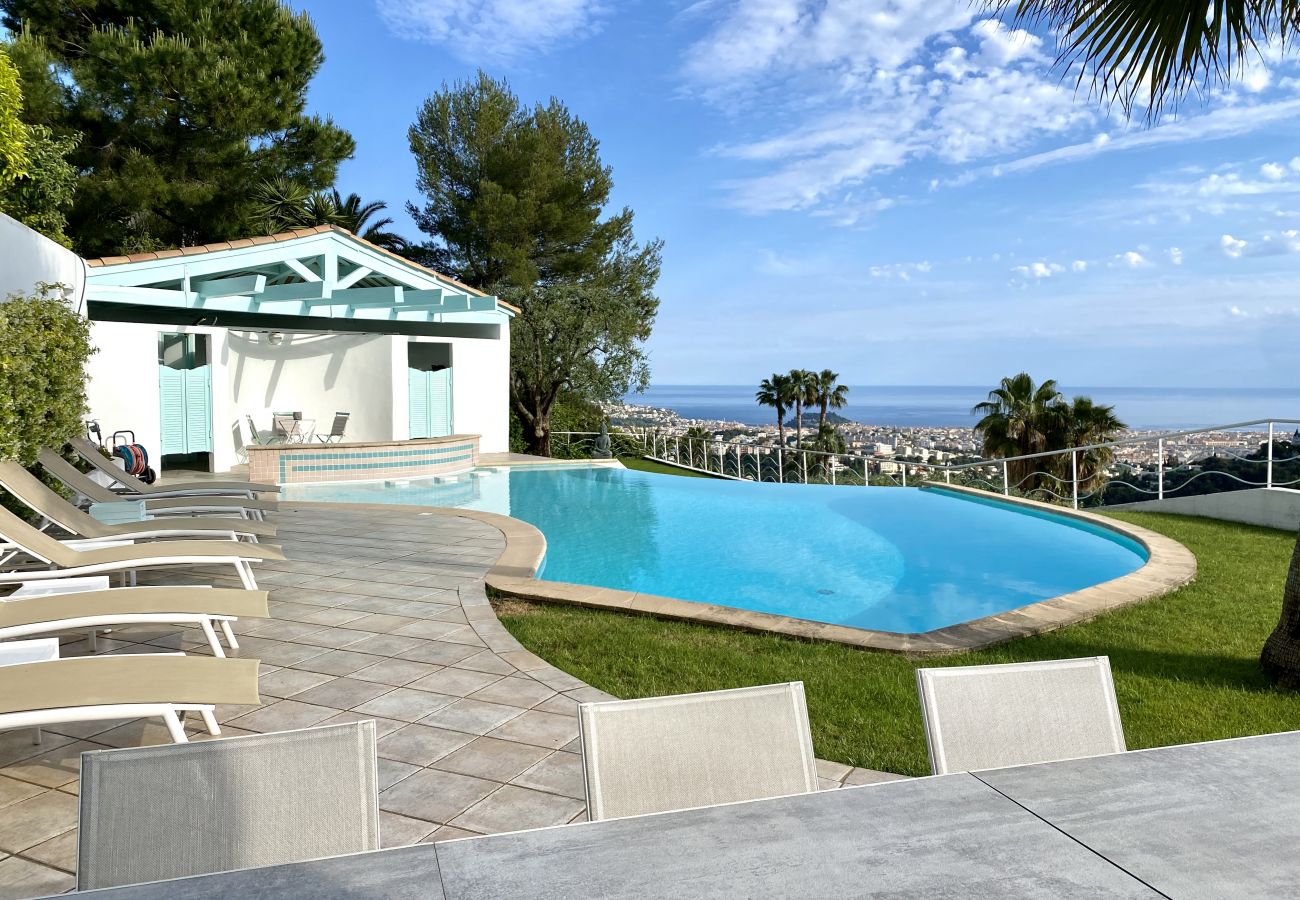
623,385,1300,430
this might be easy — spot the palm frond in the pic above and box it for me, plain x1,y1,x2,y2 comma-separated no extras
984,0,1297,119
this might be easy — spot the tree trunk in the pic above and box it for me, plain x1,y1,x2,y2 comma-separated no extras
1261,527,1300,687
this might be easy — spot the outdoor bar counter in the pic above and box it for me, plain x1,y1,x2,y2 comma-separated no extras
71,730,1300,899
246,435,479,485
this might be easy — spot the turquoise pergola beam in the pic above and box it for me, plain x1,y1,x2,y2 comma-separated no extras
194,274,267,297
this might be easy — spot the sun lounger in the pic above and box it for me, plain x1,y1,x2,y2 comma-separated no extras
0,651,260,743
0,587,269,656
68,438,280,497
0,460,276,544
0,504,283,589
38,449,278,521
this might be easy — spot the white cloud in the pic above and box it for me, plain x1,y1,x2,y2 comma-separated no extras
1261,162,1286,180
1118,250,1147,267
1221,234,1248,258
1013,261,1065,278
957,98,1300,184
1071,260,1087,272
376,0,603,61
690,5,1089,213
1168,247,1184,265
869,260,932,280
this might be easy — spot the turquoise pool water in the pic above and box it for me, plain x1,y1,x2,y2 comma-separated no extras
286,466,1147,634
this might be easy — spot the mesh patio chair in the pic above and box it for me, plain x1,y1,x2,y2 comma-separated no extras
915,656,1126,776
77,721,380,891
578,682,819,821
315,411,350,443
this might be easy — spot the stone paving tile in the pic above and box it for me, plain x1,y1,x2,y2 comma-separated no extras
0,856,75,898
406,667,503,698
379,812,437,848
379,768,498,824
348,658,444,687
395,642,481,666
226,699,339,733
290,677,395,711
352,689,457,723
486,709,580,750
290,649,389,677
420,699,526,736
468,675,557,709
431,737,550,783
0,778,42,812
511,751,585,800
257,667,335,699
20,830,77,872
450,785,585,835
0,741,105,790
0,792,78,853
423,825,482,843
376,724,476,767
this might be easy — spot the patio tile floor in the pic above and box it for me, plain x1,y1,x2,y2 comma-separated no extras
0,504,901,898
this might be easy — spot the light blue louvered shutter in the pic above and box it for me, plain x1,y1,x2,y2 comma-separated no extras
158,367,187,455
184,366,212,452
408,368,430,439
429,369,453,437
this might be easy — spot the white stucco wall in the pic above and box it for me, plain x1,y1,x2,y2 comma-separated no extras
84,321,164,467
0,213,86,311
1110,487,1300,532
225,331,398,450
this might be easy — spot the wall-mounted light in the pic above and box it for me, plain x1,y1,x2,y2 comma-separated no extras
265,332,284,346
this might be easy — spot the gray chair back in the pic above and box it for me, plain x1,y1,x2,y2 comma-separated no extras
916,656,1125,775
328,412,350,438
77,722,379,890
578,682,818,821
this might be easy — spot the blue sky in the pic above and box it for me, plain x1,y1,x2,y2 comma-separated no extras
296,0,1300,388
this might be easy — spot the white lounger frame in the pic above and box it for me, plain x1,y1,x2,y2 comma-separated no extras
0,547,262,590
0,701,218,743
0,612,240,656
0,649,218,745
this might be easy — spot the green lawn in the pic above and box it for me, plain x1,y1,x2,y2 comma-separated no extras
616,455,716,478
498,512,1300,775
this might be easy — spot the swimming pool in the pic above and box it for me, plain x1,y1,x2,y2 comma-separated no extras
285,465,1148,634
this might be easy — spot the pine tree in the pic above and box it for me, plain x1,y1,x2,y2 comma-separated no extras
2,0,354,255
407,70,632,291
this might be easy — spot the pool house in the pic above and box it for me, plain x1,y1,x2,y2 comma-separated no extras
79,225,515,474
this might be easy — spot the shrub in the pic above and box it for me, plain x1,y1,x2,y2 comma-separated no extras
0,283,96,465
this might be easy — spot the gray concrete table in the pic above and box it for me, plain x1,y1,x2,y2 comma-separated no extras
76,774,1156,898
435,772,1156,899
978,730,1300,900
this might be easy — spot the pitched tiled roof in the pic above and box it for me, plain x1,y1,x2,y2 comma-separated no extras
84,224,521,313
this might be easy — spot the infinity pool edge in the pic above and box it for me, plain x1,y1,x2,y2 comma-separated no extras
281,489,1196,656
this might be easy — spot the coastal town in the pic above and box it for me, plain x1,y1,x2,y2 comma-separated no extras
607,401,1288,473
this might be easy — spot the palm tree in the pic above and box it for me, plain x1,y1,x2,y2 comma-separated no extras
812,369,850,431
249,181,409,253
756,374,794,447
787,369,816,449
684,425,711,468
1052,396,1126,494
986,0,1300,119
1263,535,1300,687
327,190,410,253
971,373,1065,492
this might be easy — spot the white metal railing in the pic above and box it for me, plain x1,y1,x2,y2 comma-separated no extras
580,418,1300,510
